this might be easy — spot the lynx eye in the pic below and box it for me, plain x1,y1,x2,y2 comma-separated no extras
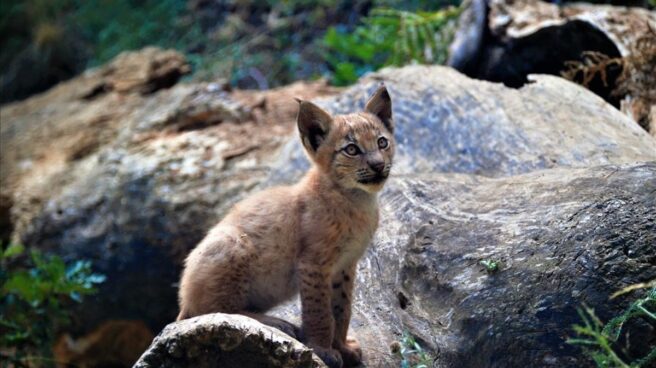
343,144,361,156
377,137,389,149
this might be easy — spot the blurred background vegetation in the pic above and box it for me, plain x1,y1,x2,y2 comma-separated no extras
0,0,462,103
3,0,653,103
1,0,654,102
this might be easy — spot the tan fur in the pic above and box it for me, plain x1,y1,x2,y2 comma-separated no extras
177,85,395,368
52,320,154,368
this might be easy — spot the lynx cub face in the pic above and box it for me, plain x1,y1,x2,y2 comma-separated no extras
298,86,395,193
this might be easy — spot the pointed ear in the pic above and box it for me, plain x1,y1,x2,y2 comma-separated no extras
365,84,393,133
296,100,332,153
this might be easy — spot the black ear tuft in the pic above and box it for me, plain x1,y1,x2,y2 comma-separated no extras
364,84,393,133
296,100,332,153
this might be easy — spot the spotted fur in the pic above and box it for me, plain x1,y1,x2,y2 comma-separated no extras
177,85,395,368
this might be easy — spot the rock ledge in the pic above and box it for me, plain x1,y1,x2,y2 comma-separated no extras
135,313,327,368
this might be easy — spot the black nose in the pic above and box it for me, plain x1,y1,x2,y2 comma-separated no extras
369,161,385,173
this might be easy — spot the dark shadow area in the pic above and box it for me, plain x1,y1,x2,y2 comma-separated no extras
0,42,87,104
452,18,623,107
0,192,13,245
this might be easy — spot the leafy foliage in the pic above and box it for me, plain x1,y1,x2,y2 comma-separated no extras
0,243,105,366
393,331,434,368
567,285,656,368
323,6,461,85
479,259,500,273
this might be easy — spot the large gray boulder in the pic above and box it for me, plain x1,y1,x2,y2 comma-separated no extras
324,162,654,367
267,67,656,366
270,66,656,184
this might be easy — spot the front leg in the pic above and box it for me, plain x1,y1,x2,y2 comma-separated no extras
298,260,343,368
332,264,362,367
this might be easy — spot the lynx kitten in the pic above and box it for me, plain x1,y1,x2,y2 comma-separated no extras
177,85,395,368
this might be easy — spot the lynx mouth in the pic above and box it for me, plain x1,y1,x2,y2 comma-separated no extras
357,174,388,185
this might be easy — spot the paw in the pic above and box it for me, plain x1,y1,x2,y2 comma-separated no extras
336,337,362,367
311,346,343,368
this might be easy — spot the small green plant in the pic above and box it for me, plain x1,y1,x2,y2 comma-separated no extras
479,259,500,273
392,331,434,368
567,285,656,368
323,6,461,85
0,243,105,366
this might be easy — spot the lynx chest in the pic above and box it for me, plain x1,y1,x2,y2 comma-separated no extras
332,202,379,272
